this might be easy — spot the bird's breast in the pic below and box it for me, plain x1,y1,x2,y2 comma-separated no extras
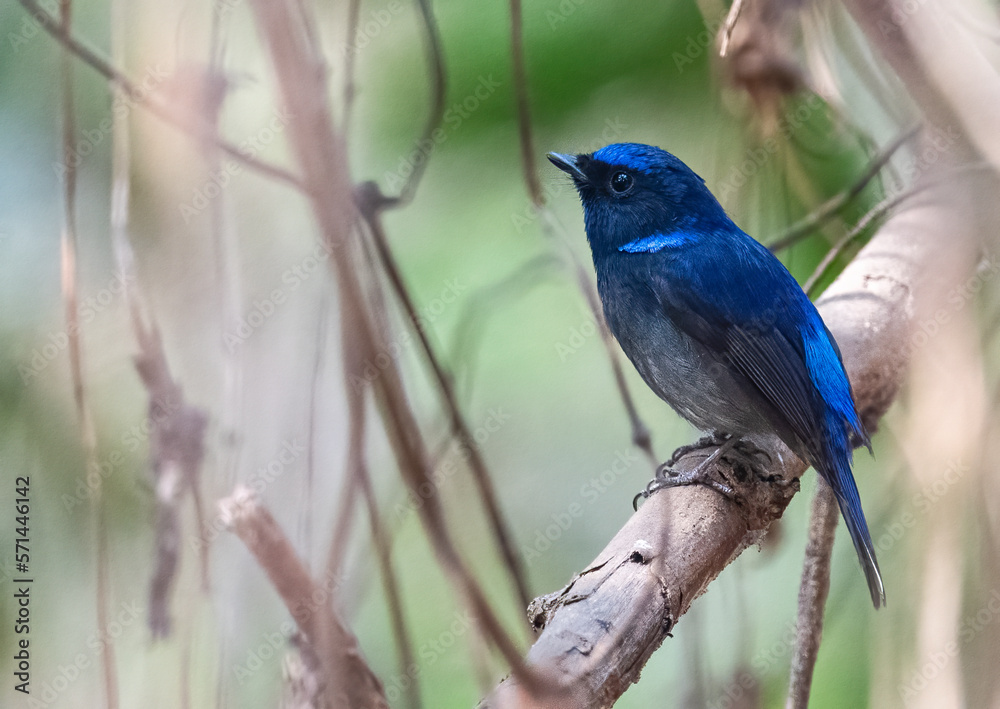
596,263,772,436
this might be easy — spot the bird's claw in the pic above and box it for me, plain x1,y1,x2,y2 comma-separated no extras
665,433,728,466
717,441,772,479
633,436,773,510
632,459,737,510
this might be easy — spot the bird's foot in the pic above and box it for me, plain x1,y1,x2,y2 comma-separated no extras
631,460,732,510
633,435,772,510
716,438,772,480
664,432,729,466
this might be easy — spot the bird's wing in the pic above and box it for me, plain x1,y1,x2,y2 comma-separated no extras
647,249,826,453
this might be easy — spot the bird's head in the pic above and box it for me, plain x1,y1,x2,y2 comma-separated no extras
547,143,732,257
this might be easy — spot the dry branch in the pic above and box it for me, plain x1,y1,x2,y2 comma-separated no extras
57,1,118,704
505,0,656,465
786,480,839,709
220,487,388,709
16,0,303,189
246,0,535,684
484,140,987,707
133,322,208,637
357,197,533,612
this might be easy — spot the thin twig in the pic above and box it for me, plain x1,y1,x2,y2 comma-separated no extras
335,345,420,709
804,161,992,295
337,281,422,709
358,193,533,612
506,3,657,464
360,275,535,682
357,436,423,709
325,461,362,584
349,232,537,684
16,0,304,190
246,0,536,684
770,125,919,254
59,2,87,442
134,320,209,638
302,297,329,565
396,0,447,205
104,1,212,632
204,0,235,582
325,269,371,583
341,0,363,138
103,0,211,635
719,0,746,58
504,0,656,464
786,479,840,709
58,1,118,705
804,208,883,297
509,0,543,206
202,2,247,499
324,221,402,585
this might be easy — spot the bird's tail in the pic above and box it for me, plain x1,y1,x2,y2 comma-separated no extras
818,422,885,609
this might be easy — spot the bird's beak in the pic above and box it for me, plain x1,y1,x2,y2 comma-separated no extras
547,152,586,182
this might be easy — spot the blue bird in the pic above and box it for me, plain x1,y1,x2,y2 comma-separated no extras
548,142,885,608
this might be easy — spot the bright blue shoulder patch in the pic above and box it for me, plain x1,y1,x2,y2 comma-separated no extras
619,232,695,253
801,319,863,437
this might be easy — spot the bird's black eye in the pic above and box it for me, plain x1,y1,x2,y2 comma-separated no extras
610,171,633,195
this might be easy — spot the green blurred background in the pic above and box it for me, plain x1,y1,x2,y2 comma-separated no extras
2,0,997,707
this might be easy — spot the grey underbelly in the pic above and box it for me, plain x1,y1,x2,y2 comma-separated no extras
608,306,771,436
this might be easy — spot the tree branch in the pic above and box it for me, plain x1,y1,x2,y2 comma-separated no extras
220,487,388,709
768,125,919,254
57,1,118,704
357,195,533,611
246,0,536,685
505,0,656,465
786,479,839,709
16,0,304,190
508,0,543,206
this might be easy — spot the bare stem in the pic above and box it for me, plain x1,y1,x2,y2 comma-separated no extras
16,0,303,190
785,479,839,709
